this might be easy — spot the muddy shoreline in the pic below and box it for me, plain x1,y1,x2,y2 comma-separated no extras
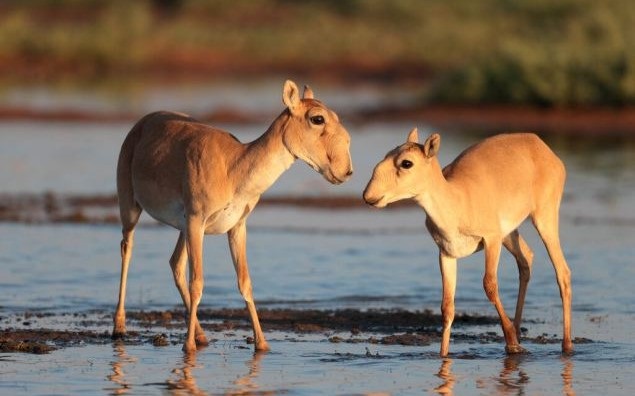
0,308,591,354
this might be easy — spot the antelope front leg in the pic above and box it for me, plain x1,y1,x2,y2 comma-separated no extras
228,220,270,351
183,217,205,353
483,239,525,354
439,253,457,357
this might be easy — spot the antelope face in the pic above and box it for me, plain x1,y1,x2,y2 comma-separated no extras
281,80,353,185
363,128,440,208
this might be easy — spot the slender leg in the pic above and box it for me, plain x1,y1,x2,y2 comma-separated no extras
439,253,457,357
228,220,270,351
113,228,135,338
533,212,573,354
170,232,207,346
483,239,525,354
112,204,141,339
183,216,205,353
503,230,534,338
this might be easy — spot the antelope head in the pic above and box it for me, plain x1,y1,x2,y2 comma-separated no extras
281,80,353,184
363,128,441,208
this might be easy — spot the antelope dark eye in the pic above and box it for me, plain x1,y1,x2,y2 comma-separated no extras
400,159,413,169
310,115,325,125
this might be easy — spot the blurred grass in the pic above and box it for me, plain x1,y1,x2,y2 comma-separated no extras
1,0,634,106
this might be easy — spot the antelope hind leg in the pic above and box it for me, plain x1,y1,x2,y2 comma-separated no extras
228,221,270,352
170,232,208,346
503,230,534,339
483,239,526,354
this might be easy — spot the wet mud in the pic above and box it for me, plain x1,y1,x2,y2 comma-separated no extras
0,308,592,354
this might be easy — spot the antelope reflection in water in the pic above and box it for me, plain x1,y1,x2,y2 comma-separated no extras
165,352,206,395
106,342,136,395
231,351,271,395
433,358,456,395
492,354,575,395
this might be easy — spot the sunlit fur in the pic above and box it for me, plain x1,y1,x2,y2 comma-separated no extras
364,128,572,357
113,80,353,353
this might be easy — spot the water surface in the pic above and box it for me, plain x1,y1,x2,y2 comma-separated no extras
1,99,634,394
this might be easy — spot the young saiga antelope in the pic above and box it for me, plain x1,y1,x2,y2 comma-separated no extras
113,80,353,353
363,129,572,356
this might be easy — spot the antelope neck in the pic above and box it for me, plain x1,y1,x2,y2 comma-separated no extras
232,111,296,197
414,159,464,232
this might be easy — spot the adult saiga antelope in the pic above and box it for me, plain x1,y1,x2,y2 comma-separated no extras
363,129,572,356
113,80,353,353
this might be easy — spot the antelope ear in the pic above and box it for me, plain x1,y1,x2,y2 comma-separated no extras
303,85,314,99
283,80,301,115
406,127,419,143
423,133,441,158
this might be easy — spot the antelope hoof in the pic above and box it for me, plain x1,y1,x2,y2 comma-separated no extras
195,333,209,347
111,325,126,340
255,340,271,352
182,341,198,354
505,344,528,354
562,341,574,355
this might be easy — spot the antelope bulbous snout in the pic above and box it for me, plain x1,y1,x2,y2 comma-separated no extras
324,161,353,185
323,135,353,185
362,180,386,208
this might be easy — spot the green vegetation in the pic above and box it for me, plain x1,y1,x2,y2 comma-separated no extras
1,0,635,106
428,0,635,107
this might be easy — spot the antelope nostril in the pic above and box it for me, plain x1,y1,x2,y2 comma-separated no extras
346,169,353,176
364,195,383,206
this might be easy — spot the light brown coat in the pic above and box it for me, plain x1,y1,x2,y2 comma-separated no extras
364,129,572,356
113,81,353,352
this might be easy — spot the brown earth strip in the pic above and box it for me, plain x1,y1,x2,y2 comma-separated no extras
0,308,592,354
2,192,634,227
3,105,635,136
358,105,635,136
0,192,409,225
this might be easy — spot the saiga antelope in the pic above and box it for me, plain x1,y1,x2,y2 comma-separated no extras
113,80,353,353
363,129,572,356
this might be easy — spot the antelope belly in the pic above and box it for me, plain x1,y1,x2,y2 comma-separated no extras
204,203,251,234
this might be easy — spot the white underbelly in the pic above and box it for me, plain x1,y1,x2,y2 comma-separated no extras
204,202,251,234
133,177,255,234
136,196,186,230
432,232,482,258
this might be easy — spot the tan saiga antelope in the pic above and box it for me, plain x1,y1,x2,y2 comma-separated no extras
363,129,572,356
113,80,353,353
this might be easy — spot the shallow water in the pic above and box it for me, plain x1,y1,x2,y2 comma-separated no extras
1,98,635,394
2,340,631,395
